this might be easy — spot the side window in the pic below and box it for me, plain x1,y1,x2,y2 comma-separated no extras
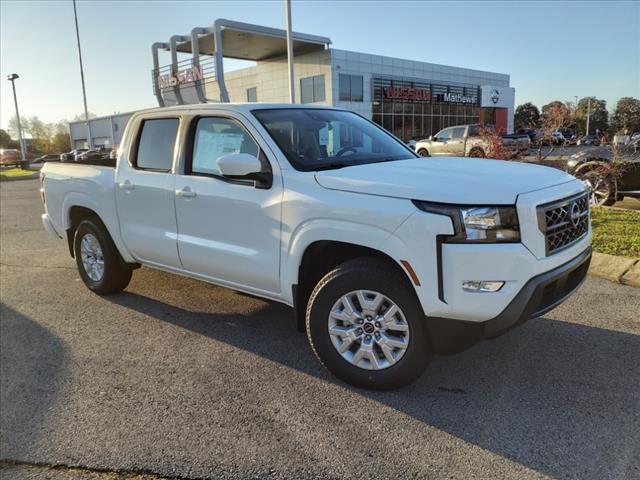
437,128,452,140
451,127,465,139
135,118,179,171
191,117,259,176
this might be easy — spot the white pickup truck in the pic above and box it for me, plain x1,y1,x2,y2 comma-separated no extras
40,104,592,390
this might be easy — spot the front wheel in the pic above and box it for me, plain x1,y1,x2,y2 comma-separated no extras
306,258,432,390
74,218,133,294
417,148,430,157
580,170,616,206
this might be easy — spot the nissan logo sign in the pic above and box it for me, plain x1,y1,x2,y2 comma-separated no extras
570,202,582,227
491,89,500,104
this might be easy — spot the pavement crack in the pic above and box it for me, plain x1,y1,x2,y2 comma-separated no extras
0,459,205,480
0,261,75,270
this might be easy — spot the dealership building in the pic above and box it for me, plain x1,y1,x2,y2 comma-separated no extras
70,19,515,148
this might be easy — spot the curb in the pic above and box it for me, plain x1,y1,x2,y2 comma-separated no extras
0,172,40,182
589,252,640,287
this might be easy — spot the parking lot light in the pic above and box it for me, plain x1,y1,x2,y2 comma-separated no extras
6,73,28,169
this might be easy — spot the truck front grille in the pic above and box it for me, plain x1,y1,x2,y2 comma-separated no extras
538,192,589,255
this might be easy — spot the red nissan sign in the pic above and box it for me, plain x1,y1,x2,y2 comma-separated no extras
384,86,431,101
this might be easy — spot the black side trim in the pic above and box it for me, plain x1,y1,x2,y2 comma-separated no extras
435,235,447,303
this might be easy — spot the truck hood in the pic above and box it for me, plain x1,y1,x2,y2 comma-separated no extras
314,157,576,204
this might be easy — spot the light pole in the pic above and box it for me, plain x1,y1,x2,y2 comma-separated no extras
6,73,27,168
585,97,592,137
285,0,295,104
73,0,92,148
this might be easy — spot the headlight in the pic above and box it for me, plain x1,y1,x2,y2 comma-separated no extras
413,201,520,243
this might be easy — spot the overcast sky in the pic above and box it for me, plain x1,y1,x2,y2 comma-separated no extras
1,0,638,130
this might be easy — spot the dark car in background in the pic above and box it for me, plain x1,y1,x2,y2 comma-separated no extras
74,146,114,166
567,145,640,205
60,149,87,162
33,154,60,164
577,135,600,146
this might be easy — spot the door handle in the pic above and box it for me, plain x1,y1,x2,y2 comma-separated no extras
119,180,134,192
176,187,197,199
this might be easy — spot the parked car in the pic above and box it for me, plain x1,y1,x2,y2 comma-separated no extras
558,128,577,145
40,104,592,390
414,124,531,158
577,135,600,146
60,149,87,162
567,145,640,205
33,154,61,164
75,146,114,165
0,149,23,167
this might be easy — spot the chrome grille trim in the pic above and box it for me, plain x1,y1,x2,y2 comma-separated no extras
537,191,589,256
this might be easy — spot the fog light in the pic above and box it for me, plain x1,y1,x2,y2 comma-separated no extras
462,281,505,292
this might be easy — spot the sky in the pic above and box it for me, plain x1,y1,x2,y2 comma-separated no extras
1,0,639,131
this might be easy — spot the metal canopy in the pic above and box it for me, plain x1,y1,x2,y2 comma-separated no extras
152,19,331,107
172,19,331,61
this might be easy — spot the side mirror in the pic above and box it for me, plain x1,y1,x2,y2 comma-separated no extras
217,153,272,189
429,135,435,141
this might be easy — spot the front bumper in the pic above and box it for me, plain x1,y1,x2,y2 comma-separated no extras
426,247,592,355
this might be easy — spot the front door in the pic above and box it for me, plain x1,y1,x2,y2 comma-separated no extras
430,127,453,155
174,115,282,294
115,117,181,268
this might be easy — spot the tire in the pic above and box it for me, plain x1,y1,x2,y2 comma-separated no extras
306,257,432,390
74,218,133,294
468,147,485,158
580,170,617,206
417,148,430,157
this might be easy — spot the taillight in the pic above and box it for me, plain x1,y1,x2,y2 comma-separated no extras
39,171,45,204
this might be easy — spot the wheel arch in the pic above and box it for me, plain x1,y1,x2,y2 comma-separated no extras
288,227,418,332
63,196,135,263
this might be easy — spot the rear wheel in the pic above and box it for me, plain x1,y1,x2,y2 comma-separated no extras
417,148,430,157
306,258,432,390
468,147,485,158
74,218,133,294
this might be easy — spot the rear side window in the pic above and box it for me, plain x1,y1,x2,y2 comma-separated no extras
135,118,179,171
451,127,465,139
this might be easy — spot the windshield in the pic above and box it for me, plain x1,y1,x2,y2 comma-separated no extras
252,108,416,171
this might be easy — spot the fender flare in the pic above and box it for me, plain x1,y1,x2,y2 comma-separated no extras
62,192,136,263
282,219,414,305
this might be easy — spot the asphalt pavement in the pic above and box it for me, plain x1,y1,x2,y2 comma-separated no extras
1,179,639,480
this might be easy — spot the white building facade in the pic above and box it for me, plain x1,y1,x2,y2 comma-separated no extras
208,48,515,139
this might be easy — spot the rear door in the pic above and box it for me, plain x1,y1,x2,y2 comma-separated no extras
430,128,452,155
115,117,182,268
447,127,466,156
173,113,282,293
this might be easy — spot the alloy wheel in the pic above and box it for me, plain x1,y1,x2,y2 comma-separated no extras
328,290,410,370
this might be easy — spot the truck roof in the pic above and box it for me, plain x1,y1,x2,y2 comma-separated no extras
132,103,343,117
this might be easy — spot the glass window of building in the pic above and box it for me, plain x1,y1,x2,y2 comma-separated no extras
246,87,257,103
339,74,363,102
300,75,326,103
371,77,480,141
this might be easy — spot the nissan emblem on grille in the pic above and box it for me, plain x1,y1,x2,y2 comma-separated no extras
538,193,589,255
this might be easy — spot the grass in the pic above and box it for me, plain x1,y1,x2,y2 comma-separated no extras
590,206,640,258
0,167,37,179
